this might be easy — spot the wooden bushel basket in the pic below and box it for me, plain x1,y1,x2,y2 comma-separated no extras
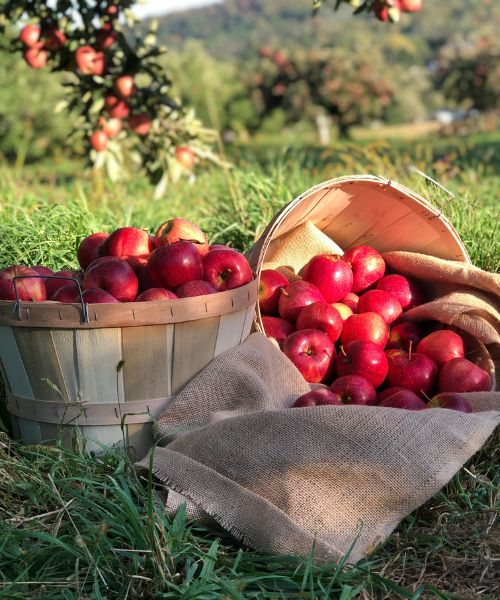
0,280,257,459
248,173,471,323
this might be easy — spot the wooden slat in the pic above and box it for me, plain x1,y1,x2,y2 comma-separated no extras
214,309,248,357
171,316,220,395
17,418,43,443
39,422,72,447
122,325,171,403
50,329,79,401
10,415,21,440
13,328,72,402
80,425,124,453
240,305,256,343
0,326,34,398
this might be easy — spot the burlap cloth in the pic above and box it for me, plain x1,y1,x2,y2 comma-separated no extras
137,225,500,565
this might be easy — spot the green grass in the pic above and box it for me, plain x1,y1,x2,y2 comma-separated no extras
0,133,499,598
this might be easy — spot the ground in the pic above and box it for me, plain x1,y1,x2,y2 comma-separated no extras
0,131,498,599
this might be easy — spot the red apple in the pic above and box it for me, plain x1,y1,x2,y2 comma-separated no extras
90,131,108,152
296,302,343,344
438,358,491,393
19,24,41,47
81,288,120,304
209,244,228,251
148,241,203,290
155,218,209,255
96,24,117,50
341,312,389,348
342,245,385,293
114,75,136,99
261,316,295,349
83,260,138,302
100,227,154,269
98,117,122,139
373,0,401,22
357,290,402,324
74,46,105,76
85,256,121,272
386,349,438,397
77,233,110,270
278,281,325,322
129,113,152,136
137,266,155,293
46,270,82,299
400,0,423,13
176,280,217,297
282,329,335,384
378,390,426,410
175,146,196,169
329,375,377,406
292,388,341,407
51,283,81,303
331,303,353,321
416,330,464,369
105,95,129,119
375,274,425,310
301,254,353,303
341,292,359,313
377,386,409,403
31,265,54,277
0,265,46,301
43,26,66,51
136,288,178,301
202,248,253,291
428,392,472,413
386,321,423,351
259,269,289,315
335,341,388,388
23,44,48,69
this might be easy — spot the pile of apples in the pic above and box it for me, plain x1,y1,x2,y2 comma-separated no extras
0,218,253,305
259,245,491,413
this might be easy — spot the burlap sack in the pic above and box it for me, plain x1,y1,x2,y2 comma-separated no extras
137,230,500,565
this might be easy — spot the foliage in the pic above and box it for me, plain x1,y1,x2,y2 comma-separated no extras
435,31,500,111
0,1,218,194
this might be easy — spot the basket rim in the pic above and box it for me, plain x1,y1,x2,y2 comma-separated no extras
247,174,471,272
0,278,258,329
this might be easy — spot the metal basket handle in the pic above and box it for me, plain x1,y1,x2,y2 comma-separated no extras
12,275,89,323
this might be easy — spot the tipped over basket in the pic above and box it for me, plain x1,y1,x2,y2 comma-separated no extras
0,280,257,459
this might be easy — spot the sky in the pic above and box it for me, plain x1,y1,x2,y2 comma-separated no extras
133,0,222,19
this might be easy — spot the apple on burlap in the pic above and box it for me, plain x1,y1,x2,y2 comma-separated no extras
137,228,499,565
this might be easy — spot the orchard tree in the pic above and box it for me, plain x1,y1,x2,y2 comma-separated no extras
312,0,424,22
435,33,500,112
250,47,394,140
0,0,219,196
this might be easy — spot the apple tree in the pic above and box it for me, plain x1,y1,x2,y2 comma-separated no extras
312,0,424,22
0,0,219,196
249,47,394,140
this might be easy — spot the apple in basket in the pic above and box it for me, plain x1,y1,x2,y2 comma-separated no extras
335,340,388,389
136,288,177,301
0,265,47,301
147,241,203,290
428,392,473,413
386,321,423,351
341,292,359,313
202,248,253,291
176,280,217,297
83,259,138,302
46,270,82,299
385,348,438,397
77,232,110,270
301,254,353,303
100,227,154,271
376,274,425,310
342,245,385,293
378,390,427,410
292,387,341,407
357,289,402,325
331,302,353,321
341,312,389,348
258,269,289,315
279,281,325,322
261,316,295,349
296,302,343,343
377,386,409,403
438,358,491,393
155,217,209,255
329,375,377,406
416,330,465,369
282,329,335,383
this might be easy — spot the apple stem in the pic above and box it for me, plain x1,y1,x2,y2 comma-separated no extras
340,345,347,357
421,390,431,402
281,289,290,298
408,340,413,361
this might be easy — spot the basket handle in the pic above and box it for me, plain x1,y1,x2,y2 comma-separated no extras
12,275,89,323
406,165,455,199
